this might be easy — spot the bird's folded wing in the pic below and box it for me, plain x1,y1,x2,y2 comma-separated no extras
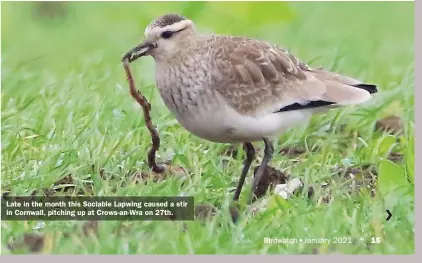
213,37,374,117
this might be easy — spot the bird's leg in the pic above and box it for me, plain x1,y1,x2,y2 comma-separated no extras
233,142,255,201
249,138,274,203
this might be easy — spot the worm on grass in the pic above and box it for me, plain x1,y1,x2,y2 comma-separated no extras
122,59,166,174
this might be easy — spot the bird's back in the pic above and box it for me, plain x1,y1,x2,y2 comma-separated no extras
194,34,377,117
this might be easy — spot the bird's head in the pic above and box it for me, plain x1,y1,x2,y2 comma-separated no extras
122,13,196,63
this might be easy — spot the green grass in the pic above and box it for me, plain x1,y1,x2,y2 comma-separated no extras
1,1,414,254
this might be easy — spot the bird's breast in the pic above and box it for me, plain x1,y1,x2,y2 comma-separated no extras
154,62,228,141
155,58,214,115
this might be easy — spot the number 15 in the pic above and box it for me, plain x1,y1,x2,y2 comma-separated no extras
371,237,381,243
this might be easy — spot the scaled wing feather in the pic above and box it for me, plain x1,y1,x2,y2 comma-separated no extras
211,36,372,116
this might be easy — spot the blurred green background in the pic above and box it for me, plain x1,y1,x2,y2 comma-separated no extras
1,1,414,87
1,1,414,255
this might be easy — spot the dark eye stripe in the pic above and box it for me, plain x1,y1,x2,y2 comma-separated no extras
161,31,173,39
160,27,187,39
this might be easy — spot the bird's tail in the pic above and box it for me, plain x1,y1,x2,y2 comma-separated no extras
352,83,378,94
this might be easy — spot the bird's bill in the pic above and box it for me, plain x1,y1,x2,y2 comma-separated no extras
121,41,156,63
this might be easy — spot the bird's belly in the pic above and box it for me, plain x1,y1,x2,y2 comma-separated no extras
228,110,315,141
159,85,240,143
173,109,238,143
158,84,315,143
172,105,314,144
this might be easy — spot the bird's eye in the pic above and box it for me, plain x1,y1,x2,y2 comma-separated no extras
161,31,174,39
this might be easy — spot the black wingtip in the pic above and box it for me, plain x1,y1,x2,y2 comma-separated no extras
275,83,378,113
353,84,378,94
